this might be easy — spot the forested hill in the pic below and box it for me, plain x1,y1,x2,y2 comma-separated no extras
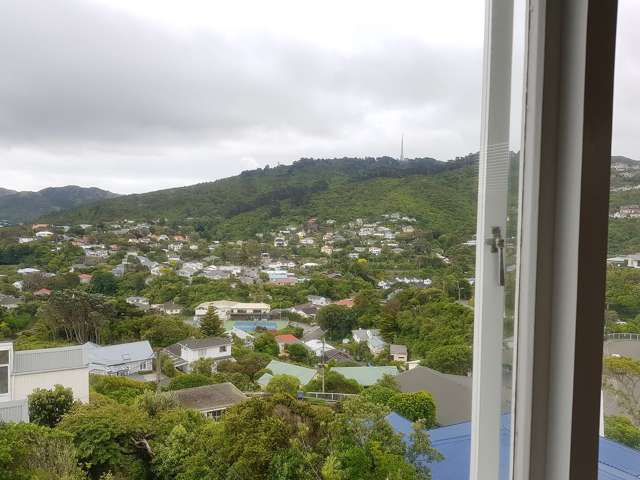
42,155,479,240
0,186,119,224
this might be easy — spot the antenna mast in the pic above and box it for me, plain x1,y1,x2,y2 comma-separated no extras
400,133,404,161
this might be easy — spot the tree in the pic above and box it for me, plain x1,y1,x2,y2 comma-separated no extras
316,304,357,341
135,391,178,417
423,344,473,375
58,400,152,479
361,384,397,406
254,333,279,356
90,271,118,295
200,308,224,337
28,384,75,428
388,391,437,427
286,343,314,364
42,289,114,344
304,371,361,394
603,356,640,424
0,422,85,480
138,314,201,348
90,375,155,404
605,416,640,449
167,373,214,391
191,357,214,376
266,374,300,396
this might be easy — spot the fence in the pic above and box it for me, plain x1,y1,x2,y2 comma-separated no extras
605,332,640,341
303,391,357,402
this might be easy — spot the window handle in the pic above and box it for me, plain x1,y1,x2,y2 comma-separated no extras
487,226,505,286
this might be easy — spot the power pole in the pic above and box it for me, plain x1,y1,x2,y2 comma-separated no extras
321,336,326,393
155,349,162,393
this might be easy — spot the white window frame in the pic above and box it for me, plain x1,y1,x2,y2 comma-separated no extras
472,0,618,479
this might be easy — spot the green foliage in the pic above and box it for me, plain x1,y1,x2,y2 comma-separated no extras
605,416,640,450
28,384,75,428
361,385,398,406
304,370,361,394
316,304,357,341
0,422,85,480
423,344,472,375
167,373,214,391
90,375,155,404
110,314,200,348
266,374,300,396
134,391,179,417
325,396,439,479
44,157,478,244
603,356,640,424
254,333,279,356
286,342,314,364
199,308,224,336
89,272,118,296
58,400,151,479
218,352,271,380
606,266,640,320
388,391,437,427
190,357,214,376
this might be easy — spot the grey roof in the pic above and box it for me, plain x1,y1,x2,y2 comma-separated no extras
177,337,231,350
85,341,154,367
13,344,88,375
172,383,247,412
0,399,29,423
395,366,473,426
390,344,408,355
257,360,317,387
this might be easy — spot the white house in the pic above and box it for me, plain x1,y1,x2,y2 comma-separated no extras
0,342,89,422
35,231,54,238
368,247,382,256
307,295,330,306
18,237,36,244
85,341,154,376
194,300,271,320
163,337,233,372
390,344,408,363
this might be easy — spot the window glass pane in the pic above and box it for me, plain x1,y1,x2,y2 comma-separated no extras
0,366,8,394
602,0,640,460
0,350,8,365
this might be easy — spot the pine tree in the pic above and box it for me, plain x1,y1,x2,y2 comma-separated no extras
200,308,224,336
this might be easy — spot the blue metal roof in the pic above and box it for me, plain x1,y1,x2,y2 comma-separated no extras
386,412,640,479
232,320,279,332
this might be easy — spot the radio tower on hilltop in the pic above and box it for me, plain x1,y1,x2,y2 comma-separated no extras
400,133,404,161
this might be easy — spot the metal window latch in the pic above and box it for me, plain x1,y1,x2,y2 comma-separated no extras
486,226,505,286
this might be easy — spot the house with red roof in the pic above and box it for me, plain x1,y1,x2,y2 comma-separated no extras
34,288,51,297
274,334,302,354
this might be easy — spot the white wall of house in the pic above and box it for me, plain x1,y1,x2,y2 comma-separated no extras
181,345,230,363
12,367,90,403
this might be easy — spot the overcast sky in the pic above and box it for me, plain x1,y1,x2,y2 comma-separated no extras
0,0,638,194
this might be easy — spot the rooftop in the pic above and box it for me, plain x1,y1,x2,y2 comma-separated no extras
332,366,398,387
85,341,154,367
258,360,317,387
172,383,247,412
13,344,87,375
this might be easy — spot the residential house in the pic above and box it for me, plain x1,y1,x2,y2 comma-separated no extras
325,349,353,362
332,366,398,387
163,337,233,372
126,296,150,309
334,298,355,308
85,341,154,376
320,245,333,255
368,247,382,256
307,295,330,306
275,334,303,354
304,339,335,357
290,303,320,319
35,230,54,238
0,342,89,422
78,273,93,285
33,288,51,297
351,329,386,355
17,267,40,275
152,302,182,315
274,237,288,247
257,360,317,388
195,300,271,320
0,294,22,310
225,327,255,346
626,254,640,268
18,237,36,244
390,344,408,363
300,238,315,246
172,383,248,420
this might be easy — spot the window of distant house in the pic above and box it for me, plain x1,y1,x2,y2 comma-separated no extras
220,346,227,353
0,349,8,395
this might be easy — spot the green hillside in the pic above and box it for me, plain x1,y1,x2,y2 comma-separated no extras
44,156,479,241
